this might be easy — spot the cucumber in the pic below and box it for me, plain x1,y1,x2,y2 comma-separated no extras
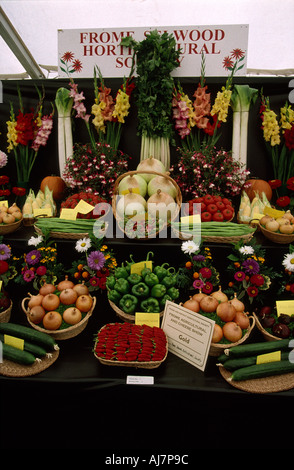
231,360,294,381
0,333,47,358
0,323,57,351
2,343,36,365
221,351,290,371
224,339,291,358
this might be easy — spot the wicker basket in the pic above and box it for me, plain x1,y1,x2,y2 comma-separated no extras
112,170,182,239
172,227,256,244
108,298,164,323
0,301,13,323
252,312,284,341
21,295,96,340
209,315,256,356
0,219,22,235
94,323,168,369
259,224,294,244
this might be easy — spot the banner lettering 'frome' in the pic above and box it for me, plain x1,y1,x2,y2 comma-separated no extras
58,24,248,78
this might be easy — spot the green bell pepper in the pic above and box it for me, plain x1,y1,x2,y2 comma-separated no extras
141,265,152,278
106,274,116,290
161,274,177,289
144,272,159,287
131,282,150,298
140,297,161,313
160,294,173,308
107,289,121,304
114,277,130,294
167,287,180,300
153,263,169,281
127,273,142,285
151,283,166,298
114,264,129,279
119,294,138,314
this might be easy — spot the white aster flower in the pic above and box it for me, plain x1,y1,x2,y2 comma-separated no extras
75,237,91,252
239,245,254,255
181,240,199,255
28,235,43,246
282,253,294,272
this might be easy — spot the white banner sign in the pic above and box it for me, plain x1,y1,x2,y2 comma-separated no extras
58,24,248,78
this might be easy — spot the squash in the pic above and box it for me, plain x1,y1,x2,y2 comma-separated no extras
243,178,272,202
40,176,66,201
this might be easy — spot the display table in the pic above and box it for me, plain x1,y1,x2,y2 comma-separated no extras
1,224,294,450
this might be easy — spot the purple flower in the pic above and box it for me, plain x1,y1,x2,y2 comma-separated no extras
26,249,41,266
234,271,245,282
87,250,105,271
192,255,205,262
0,243,11,260
242,258,260,275
193,279,204,289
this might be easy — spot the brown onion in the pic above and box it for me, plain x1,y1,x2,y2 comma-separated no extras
182,297,200,312
234,310,250,329
211,286,228,303
216,301,236,322
57,275,75,291
43,311,62,330
192,291,207,303
212,324,223,343
229,293,245,313
39,282,56,296
59,288,78,305
63,307,82,325
222,321,242,342
73,281,89,296
42,293,60,311
199,295,219,313
28,305,46,324
28,293,44,309
76,294,93,312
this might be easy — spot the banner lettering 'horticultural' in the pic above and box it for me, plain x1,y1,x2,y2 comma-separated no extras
58,25,248,78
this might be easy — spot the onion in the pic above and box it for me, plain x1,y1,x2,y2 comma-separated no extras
28,293,44,309
280,223,294,234
73,281,89,296
28,305,46,324
76,294,93,312
276,217,290,226
137,156,166,182
216,301,236,322
118,174,148,197
57,275,75,291
222,321,243,342
59,288,78,305
199,295,219,313
116,189,147,218
212,324,223,343
260,215,272,226
283,211,293,221
43,311,63,330
192,291,207,303
229,293,245,312
265,219,280,232
147,189,177,219
39,282,56,296
234,310,250,329
147,173,177,199
42,293,60,311
182,297,200,312
211,286,228,303
63,307,82,325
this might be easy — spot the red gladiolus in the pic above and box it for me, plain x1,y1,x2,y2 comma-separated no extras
284,125,294,150
276,196,291,207
15,112,36,145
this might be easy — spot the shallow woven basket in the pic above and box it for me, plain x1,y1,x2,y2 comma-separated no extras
0,219,22,235
173,227,256,244
21,295,96,340
209,315,256,356
252,312,284,341
94,323,168,369
259,224,294,244
0,301,13,323
112,170,182,239
108,298,164,323
34,224,91,240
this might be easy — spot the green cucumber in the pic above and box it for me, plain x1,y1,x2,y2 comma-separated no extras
2,343,36,365
231,360,294,381
224,339,291,358
221,350,290,371
0,323,57,351
0,333,47,358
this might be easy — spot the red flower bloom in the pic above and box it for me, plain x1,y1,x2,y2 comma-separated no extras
268,179,282,189
250,274,265,286
247,285,259,297
199,267,212,279
287,176,294,191
0,175,9,185
202,281,213,294
276,196,291,207
222,56,234,70
15,112,36,145
0,260,9,274
72,59,83,72
284,125,294,150
12,187,26,196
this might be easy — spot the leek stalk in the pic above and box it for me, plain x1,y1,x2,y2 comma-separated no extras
140,134,170,169
231,85,258,165
55,88,73,176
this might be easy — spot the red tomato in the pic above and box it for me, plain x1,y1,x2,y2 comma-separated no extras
212,212,224,221
213,195,222,202
204,195,214,205
222,208,234,220
192,197,204,203
216,201,226,210
201,211,212,222
222,198,232,206
206,203,218,214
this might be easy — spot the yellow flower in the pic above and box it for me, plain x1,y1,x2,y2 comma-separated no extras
211,87,232,123
112,89,130,123
6,120,18,152
92,103,106,133
280,105,294,131
262,108,280,146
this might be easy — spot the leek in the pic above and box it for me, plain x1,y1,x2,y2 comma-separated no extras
231,85,258,165
140,134,170,169
55,87,73,176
